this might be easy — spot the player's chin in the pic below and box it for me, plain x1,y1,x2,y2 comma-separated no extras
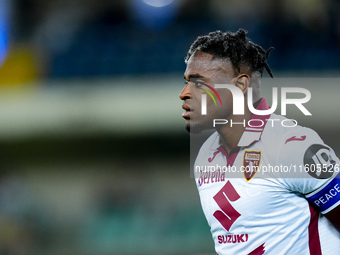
185,122,204,134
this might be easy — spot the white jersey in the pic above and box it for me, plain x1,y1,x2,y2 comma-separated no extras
194,98,340,255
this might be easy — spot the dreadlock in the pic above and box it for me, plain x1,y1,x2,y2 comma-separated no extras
185,29,274,78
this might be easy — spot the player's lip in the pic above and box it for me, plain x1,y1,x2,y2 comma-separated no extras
182,104,192,118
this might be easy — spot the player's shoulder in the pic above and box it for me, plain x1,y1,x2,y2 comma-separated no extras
261,114,329,173
263,114,339,194
265,114,338,178
263,113,324,152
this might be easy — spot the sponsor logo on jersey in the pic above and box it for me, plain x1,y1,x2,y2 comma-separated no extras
197,168,225,186
285,135,306,144
304,144,335,179
243,151,261,181
218,233,249,244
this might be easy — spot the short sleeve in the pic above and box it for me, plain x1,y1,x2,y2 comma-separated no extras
276,127,340,214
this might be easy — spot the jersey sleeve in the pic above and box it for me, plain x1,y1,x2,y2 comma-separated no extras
276,127,340,214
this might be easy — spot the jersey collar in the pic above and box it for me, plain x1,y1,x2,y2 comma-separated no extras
237,97,271,147
208,98,271,159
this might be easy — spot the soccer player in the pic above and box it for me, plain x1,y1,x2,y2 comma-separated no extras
179,29,340,254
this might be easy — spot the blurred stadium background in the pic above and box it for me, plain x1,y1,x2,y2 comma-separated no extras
0,0,339,254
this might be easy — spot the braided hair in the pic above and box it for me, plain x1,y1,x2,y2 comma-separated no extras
185,29,274,78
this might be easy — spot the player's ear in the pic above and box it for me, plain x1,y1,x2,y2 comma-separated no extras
232,74,249,94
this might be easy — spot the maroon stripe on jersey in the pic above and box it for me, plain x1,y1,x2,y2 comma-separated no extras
237,98,271,147
308,204,322,255
248,243,265,255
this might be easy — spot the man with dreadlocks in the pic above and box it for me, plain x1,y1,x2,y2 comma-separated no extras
180,29,340,254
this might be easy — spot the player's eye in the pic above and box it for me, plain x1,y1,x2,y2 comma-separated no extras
195,80,205,88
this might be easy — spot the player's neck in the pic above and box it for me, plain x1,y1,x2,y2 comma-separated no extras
216,108,252,154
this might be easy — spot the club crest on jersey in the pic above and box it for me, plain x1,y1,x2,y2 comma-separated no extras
243,150,261,181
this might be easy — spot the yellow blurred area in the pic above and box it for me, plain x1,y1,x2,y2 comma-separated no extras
0,45,39,86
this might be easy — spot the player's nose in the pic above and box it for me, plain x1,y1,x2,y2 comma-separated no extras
179,83,191,100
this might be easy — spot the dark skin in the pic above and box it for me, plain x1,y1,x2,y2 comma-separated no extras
180,51,252,153
325,208,340,233
179,50,340,233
